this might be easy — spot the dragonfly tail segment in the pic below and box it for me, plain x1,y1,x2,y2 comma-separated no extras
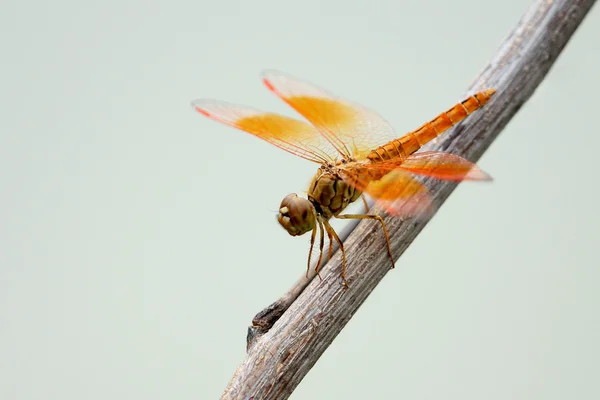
367,89,496,162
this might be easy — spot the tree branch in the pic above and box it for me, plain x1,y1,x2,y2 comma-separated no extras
222,0,597,398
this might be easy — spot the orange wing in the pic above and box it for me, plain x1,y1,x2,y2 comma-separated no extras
340,167,434,218
261,70,397,159
340,151,490,217
356,151,492,182
191,99,338,164
397,152,492,181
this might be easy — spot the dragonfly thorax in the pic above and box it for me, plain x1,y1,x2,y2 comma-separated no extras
306,169,362,220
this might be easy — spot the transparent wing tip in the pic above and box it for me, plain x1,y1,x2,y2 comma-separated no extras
190,99,215,116
260,69,287,93
260,68,286,79
465,167,493,181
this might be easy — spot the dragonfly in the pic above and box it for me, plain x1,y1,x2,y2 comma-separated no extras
192,70,495,287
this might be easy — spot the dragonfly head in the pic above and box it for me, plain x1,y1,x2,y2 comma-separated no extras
277,193,316,236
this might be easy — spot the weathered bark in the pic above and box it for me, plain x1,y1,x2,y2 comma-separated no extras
223,0,597,398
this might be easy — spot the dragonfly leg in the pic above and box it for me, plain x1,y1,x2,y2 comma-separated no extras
335,213,395,269
315,218,328,276
361,195,370,213
322,220,349,288
307,220,325,280
307,223,317,279
326,227,333,263
314,219,325,280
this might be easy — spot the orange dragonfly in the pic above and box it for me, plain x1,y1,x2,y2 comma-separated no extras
192,70,494,287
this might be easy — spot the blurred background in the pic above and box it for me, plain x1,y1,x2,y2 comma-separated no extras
2,0,599,399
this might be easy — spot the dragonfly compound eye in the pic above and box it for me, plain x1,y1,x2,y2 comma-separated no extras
277,193,316,236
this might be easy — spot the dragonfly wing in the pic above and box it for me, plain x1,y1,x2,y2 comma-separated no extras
261,70,397,159
191,99,337,163
397,151,492,181
340,167,434,218
353,151,492,182
338,150,490,217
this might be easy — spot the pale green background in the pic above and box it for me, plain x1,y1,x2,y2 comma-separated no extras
2,0,599,399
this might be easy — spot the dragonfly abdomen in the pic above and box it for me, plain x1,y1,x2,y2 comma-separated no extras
367,89,496,162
